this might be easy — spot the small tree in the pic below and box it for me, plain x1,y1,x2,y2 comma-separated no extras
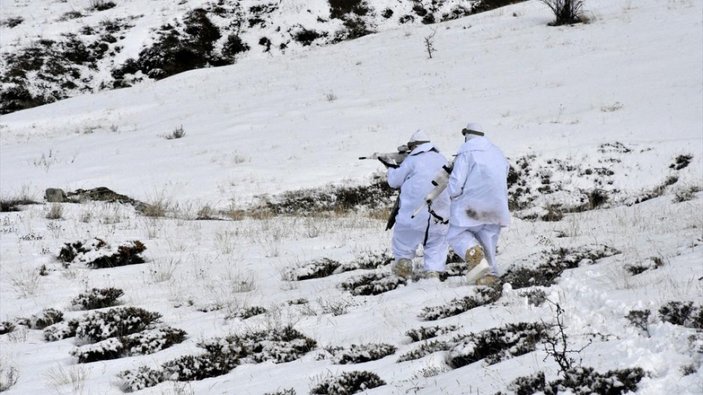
542,300,591,374
424,29,437,59
539,0,584,26
165,125,186,140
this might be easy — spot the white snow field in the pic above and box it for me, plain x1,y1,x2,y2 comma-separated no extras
1,0,702,394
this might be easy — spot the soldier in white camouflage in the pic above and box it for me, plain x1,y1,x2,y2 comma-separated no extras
447,122,510,286
383,130,451,281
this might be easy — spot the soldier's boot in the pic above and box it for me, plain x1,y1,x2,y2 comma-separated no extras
413,271,449,282
465,246,489,284
392,258,413,279
465,245,484,271
476,273,501,288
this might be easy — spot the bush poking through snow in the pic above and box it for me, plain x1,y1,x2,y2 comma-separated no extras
115,9,223,81
502,245,620,289
261,175,395,215
318,298,355,316
539,0,584,26
288,298,309,305
402,319,550,368
418,287,500,321
226,306,267,320
471,0,530,14
447,322,549,368
222,34,250,61
598,142,632,154
503,367,646,395
624,256,664,275
340,273,407,296
164,125,186,140
198,326,317,364
88,240,146,269
58,239,106,263
503,266,561,290
0,197,38,212
285,251,394,281
161,354,238,382
58,238,146,269
0,362,19,392
673,186,700,203
310,370,385,395
625,310,651,337
121,327,185,356
541,204,564,222
339,250,394,271
119,366,165,392
27,308,64,329
46,203,64,219
670,154,693,171
328,0,370,19
292,26,326,46
264,389,296,395
397,340,455,363
71,327,187,363
284,258,341,281
681,364,697,376
50,308,170,357
520,289,548,307
88,0,116,11
659,301,703,329
71,287,124,310
0,16,24,28
76,307,162,342
44,320,79,341
444,251,469,276
318,343,397,364
406,325,461,342
72,338,124,363
0,322,15,335
551,367,646,394
119,325,316,390
505,371,547,394
626,178,676,206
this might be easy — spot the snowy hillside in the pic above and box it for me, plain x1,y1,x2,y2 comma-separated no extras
0,0,503,114
0,0,702,394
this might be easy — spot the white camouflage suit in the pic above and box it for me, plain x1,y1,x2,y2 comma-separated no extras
447,132,510,276
387,138,450,272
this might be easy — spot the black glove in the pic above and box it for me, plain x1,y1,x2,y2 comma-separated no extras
378,157,399,168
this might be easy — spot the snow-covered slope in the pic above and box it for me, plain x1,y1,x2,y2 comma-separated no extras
1,0,700,206
0,0,701,394
0,0,491,114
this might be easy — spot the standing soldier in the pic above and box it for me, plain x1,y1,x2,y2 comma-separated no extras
447,122,510,286
382,130,450,280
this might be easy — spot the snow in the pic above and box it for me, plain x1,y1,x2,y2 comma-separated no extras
1,0,702,394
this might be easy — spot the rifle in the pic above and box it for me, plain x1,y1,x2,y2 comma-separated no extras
410,161,454,219
358,145,410,168
359,145,410,231
385,194,401,231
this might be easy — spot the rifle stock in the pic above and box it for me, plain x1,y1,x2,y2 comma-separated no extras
410,162,454,219
359,145,410,230
385,194,401,231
